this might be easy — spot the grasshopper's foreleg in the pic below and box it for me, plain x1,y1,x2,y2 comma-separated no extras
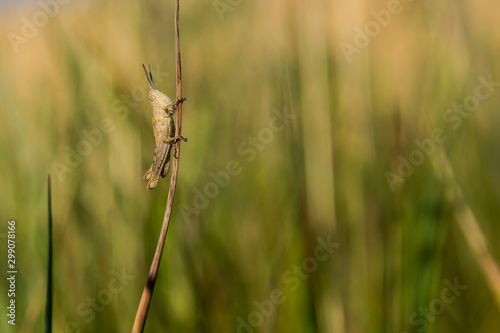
171,98,186,114
175,97,186,107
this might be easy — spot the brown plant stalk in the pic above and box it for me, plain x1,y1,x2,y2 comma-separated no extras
132,0,184,331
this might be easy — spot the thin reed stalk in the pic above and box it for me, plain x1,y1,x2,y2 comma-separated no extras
44,175,53,333
131,0,184,331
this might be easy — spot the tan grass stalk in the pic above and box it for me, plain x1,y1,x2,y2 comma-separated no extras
131,0,184,331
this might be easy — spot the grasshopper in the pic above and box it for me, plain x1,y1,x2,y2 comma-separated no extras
142,64,186,189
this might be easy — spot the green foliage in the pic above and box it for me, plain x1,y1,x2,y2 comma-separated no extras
0,0,499,332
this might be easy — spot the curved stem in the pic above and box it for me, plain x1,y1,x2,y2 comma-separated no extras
132,1,183,331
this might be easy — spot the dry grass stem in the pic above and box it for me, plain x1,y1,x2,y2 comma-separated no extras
131,0,184,331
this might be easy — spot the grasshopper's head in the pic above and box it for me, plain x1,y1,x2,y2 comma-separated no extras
142,64,175,113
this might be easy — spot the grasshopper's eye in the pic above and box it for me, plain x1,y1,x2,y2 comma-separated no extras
149,91,159,102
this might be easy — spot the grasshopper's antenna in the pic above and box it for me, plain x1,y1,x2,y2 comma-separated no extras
142,64,156,90
147,64,156,89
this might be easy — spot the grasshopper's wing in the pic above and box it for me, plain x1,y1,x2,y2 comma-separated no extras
161,144,173,178
160,117,176,179
145,129,174,189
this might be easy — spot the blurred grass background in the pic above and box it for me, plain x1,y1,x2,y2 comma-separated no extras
1,0,500,332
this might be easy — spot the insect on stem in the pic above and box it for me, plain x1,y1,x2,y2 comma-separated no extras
141,64,186,190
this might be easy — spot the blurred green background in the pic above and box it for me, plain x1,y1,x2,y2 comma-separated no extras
1,0,500,332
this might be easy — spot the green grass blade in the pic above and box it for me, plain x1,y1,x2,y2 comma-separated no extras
44,175,53,333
